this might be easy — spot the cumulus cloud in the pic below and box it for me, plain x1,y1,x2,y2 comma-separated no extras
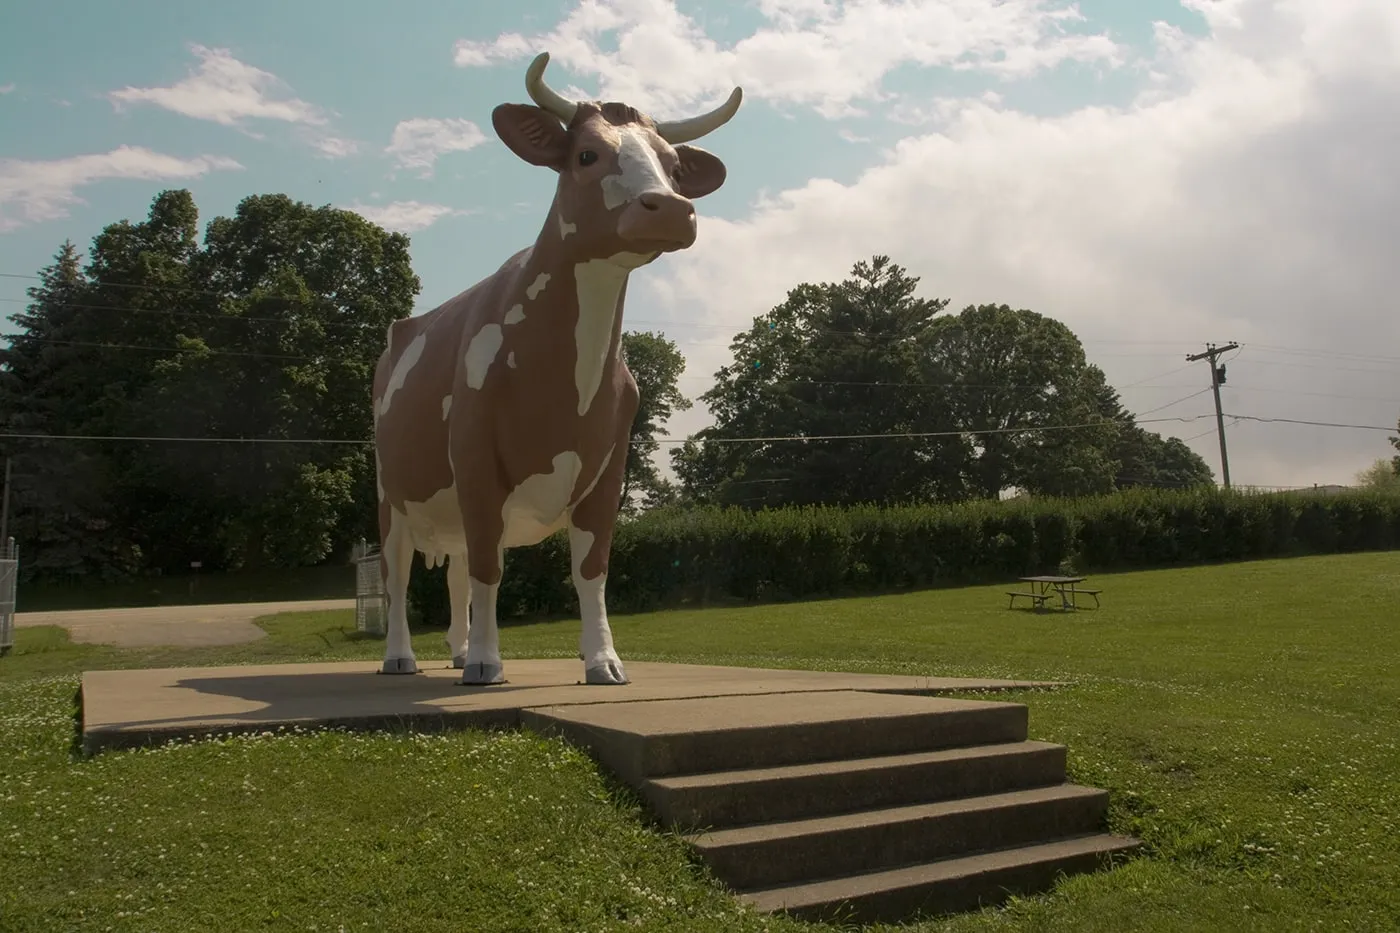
385,118,488,176
345,200,467,233
610,0,1400,487
0,146,242,233
109,44,326,127
312,135,360,159
454,0,1123,118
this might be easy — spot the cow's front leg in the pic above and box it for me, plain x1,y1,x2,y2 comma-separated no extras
568,521,627,684
445,553,472,669
568,434,631,685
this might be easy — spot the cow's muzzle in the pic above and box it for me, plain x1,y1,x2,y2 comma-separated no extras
617,190,697,250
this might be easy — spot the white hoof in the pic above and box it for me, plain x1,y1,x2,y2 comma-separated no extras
451,655,467,670
585,660,629,685
380,657,420,675
458,661,505,685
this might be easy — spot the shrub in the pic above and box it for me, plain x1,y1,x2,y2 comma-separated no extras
400,487,1400,625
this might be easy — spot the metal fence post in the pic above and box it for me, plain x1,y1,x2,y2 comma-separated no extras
352,539,386,637
0,538,17,657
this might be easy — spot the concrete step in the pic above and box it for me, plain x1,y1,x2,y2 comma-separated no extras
521,691,1029,785
691,783,1109,890
644,740,1068,829
740,833,1140,924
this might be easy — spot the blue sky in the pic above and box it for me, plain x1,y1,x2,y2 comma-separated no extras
3,0,1398,487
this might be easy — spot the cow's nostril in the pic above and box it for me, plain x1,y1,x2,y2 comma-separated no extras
639,194,661,211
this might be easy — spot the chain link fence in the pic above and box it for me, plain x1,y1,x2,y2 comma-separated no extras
351,540,386,637
0,538,16,656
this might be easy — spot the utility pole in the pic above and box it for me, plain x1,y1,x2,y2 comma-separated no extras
1187,342,1239,488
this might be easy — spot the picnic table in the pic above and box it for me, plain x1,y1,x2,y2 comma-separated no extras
1007,576,1101,611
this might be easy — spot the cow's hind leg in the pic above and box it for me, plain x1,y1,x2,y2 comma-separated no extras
380,509,419,674
445,553,471,669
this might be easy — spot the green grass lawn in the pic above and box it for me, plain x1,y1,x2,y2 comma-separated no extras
3,552,1399,931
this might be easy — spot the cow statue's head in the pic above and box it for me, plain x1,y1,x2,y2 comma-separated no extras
492,53,740,261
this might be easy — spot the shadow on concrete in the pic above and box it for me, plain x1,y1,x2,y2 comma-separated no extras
82,670,547,755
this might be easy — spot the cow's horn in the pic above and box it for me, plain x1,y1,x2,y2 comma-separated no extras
655,87,743,144
524,52,578,125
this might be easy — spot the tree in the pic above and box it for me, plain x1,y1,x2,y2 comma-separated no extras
1391,414,1400,475
1355,458,1400,490
1,189,419,581
1093,380,1215,490
674,256,960,507
135,192,420,570
0,242,142,580
619,331,690,511
917,304,1120,499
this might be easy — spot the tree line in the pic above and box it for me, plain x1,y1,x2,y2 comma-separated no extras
7,189,1387,586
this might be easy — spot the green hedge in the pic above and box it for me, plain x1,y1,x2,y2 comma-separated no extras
406,487,1400,624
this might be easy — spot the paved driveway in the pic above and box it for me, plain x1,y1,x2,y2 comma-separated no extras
14,599,356,648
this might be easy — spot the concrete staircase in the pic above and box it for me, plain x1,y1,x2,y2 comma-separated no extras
523,690,1138,924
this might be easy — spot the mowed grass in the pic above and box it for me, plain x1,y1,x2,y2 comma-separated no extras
2,551,1398,931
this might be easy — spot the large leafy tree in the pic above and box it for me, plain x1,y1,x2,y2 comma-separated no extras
673,256,961,507
619,331,690,511
3,189,419,581
130,193,419,570
1092,380,1215,490
0,243,142,580
917,304,1121,499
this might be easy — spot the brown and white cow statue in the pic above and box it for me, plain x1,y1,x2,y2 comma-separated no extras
370,53,741,685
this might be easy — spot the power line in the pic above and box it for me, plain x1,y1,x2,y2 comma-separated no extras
0,296,380,331
1134,387,1213,417
0,415,1212,449
1222,414,1398,432
5,335,363,364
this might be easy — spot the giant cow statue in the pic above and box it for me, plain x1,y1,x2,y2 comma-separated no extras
371,53,742,685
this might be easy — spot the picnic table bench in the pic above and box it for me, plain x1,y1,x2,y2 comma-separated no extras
1007,576,1101,611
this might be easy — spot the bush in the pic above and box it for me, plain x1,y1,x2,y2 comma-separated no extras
401,487,1400,625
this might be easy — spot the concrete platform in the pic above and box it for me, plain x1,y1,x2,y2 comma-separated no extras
79,659,1057,755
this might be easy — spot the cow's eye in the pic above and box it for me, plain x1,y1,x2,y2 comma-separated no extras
578,150,598,167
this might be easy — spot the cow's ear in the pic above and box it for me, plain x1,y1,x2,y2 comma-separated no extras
673,145,727,199
492,104,571,169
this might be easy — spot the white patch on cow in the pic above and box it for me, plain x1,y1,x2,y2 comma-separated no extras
507,351,517,369
464,323,504,390
568,522,623,677
506,247,532,271
573,258,630,416
576,444,615,505
526,273,551,300
402,484,467,557
378,332,427,417
441,394,452,420
558,216,576,239
503,304,525,325
600,129,670,211
500,451,582,548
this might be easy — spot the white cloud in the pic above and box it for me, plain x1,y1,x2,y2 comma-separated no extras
312,135,360,159
345,200,466,233
454,0,1125,118
620,0,1400,488
385,118,488,176
0,146,242,233
0,83,15,95
108,44,325,127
